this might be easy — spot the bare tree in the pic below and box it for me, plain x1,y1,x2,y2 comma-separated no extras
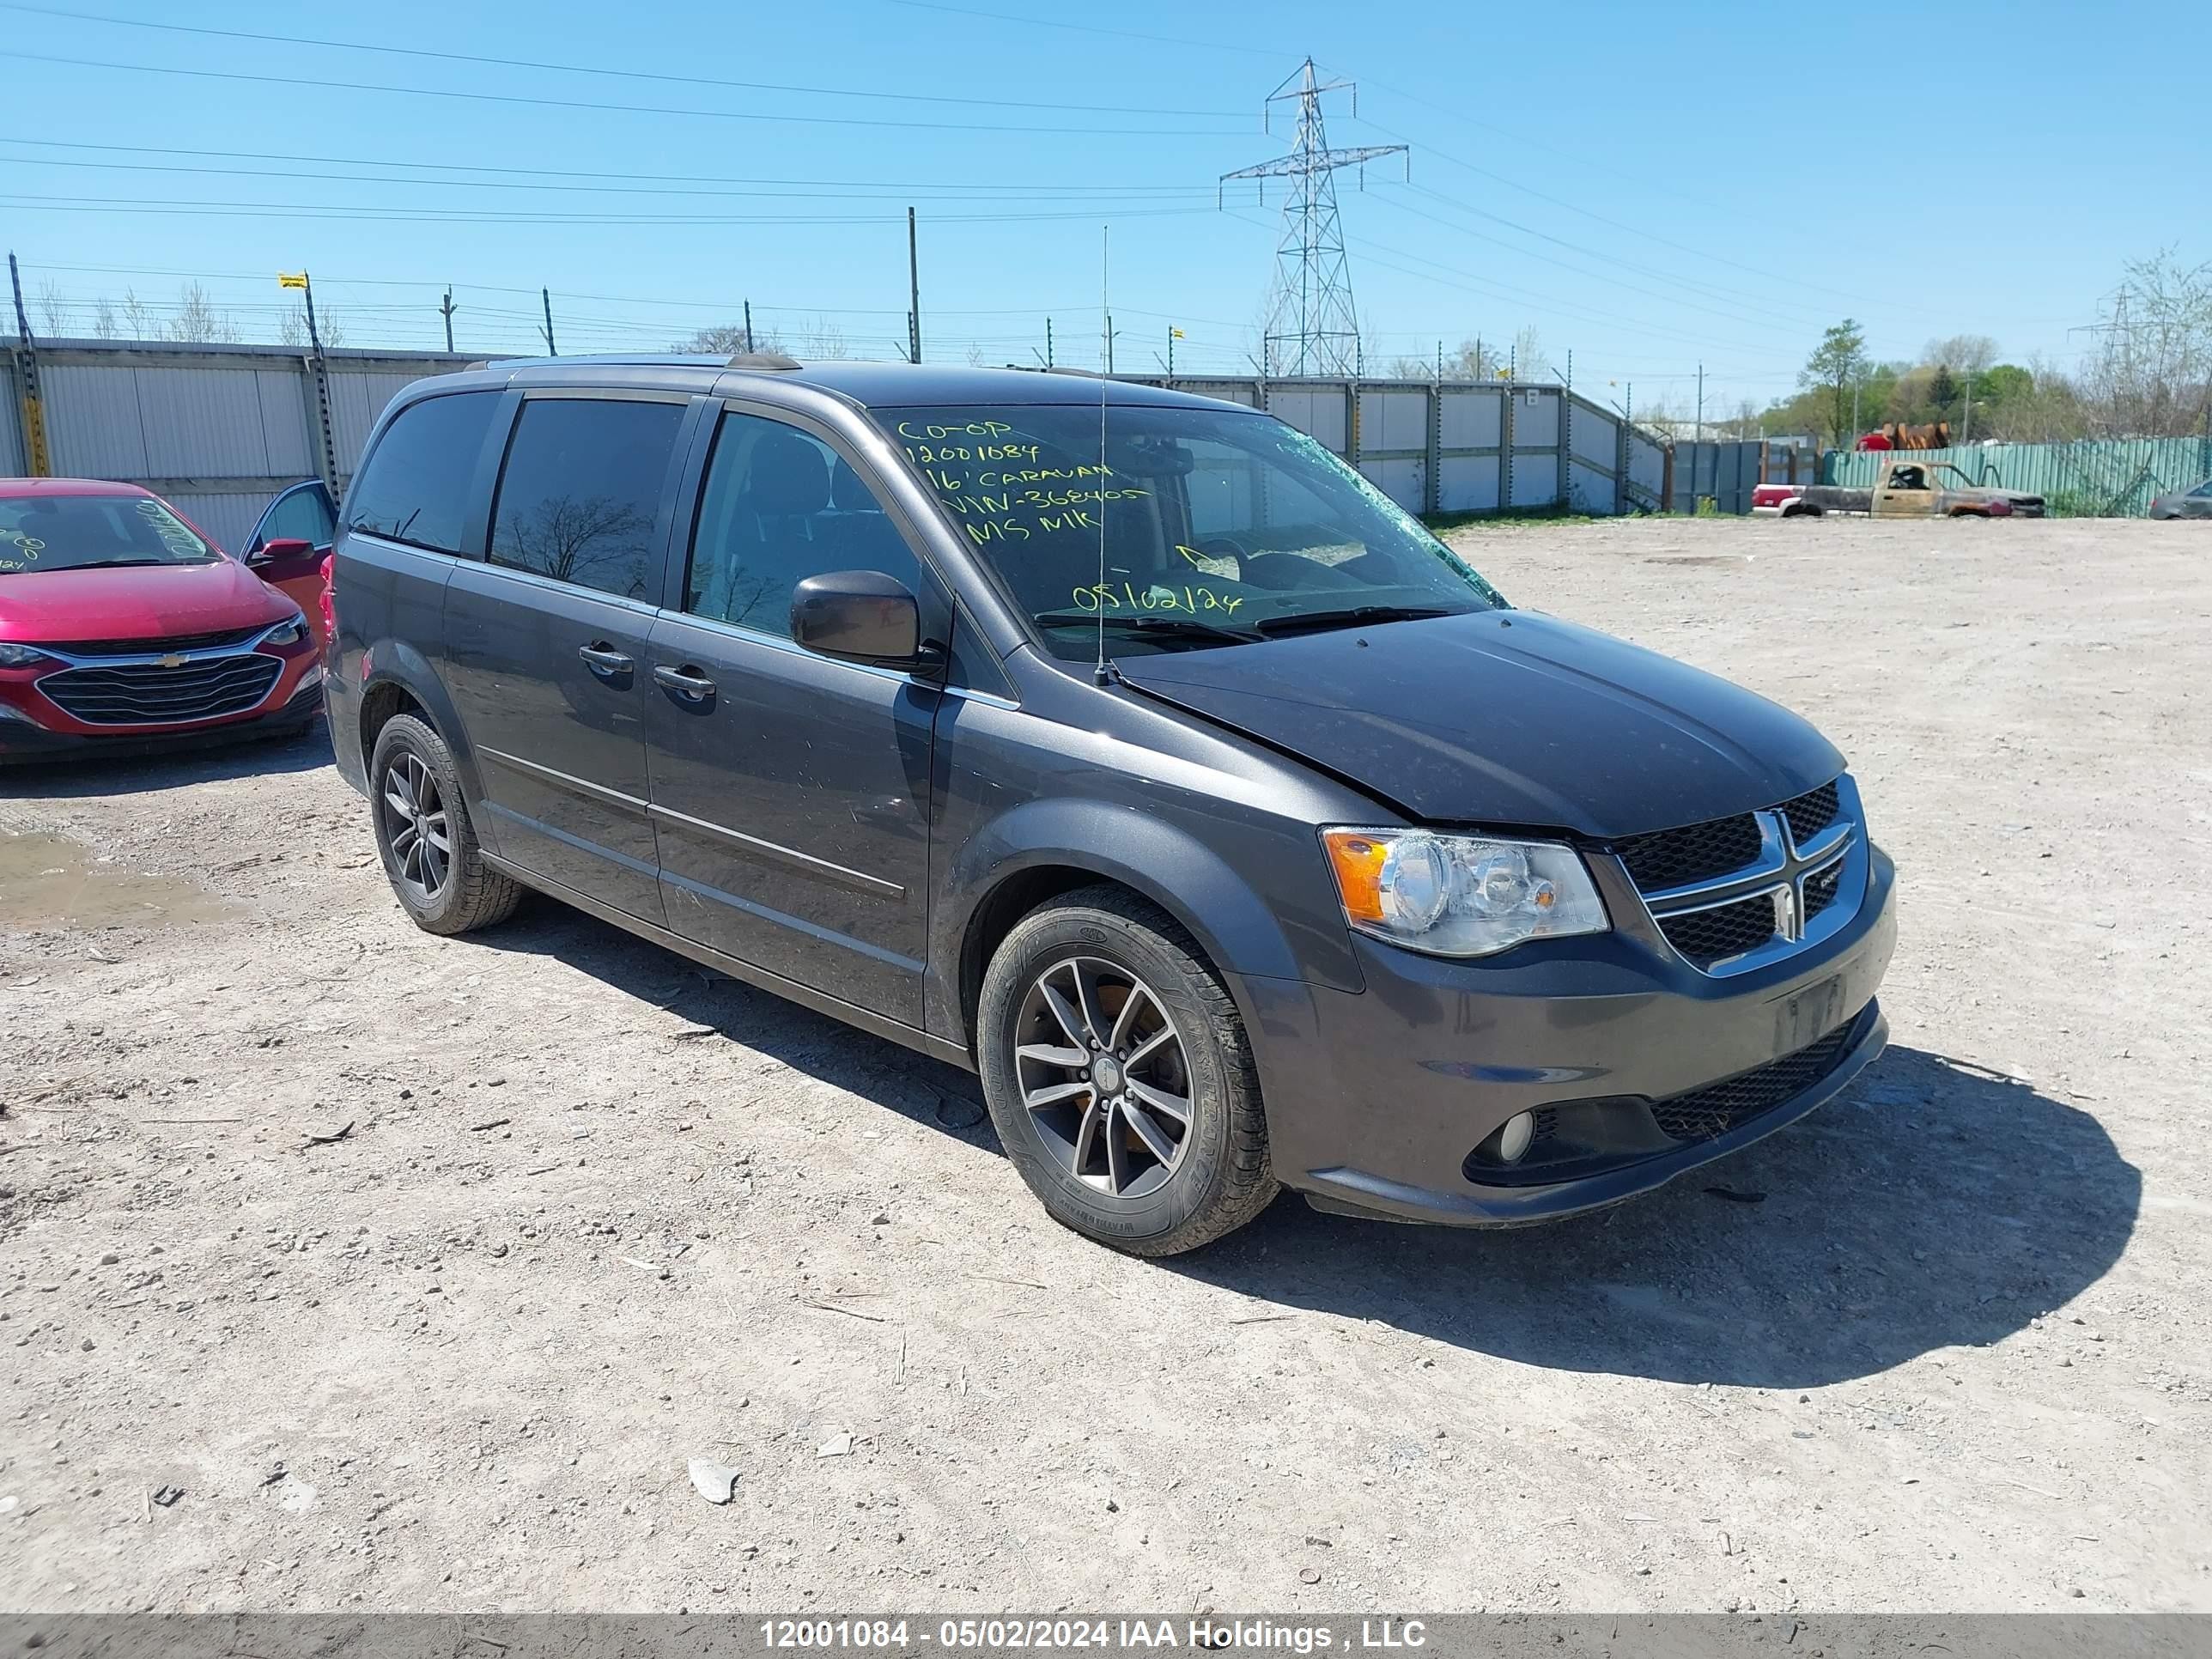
1509,325,1552,381
35,280,68,336
90,295,117,340
799,317,848,360
278,307,307,348
2079,250,2212,438
121,288,154,337
164,282,236,343
1922,334,1999,374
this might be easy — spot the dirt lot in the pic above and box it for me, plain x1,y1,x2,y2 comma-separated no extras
3,513,2207,1615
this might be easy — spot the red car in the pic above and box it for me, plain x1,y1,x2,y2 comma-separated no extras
0,478,327,763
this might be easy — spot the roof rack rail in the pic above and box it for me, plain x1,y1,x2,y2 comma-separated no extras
726,351,803,371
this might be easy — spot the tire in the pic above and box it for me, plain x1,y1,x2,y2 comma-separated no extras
976,884,1276,1255
367,713,523,936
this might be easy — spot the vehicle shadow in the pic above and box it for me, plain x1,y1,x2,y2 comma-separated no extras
1,721,333,798
436,893,2145,1391
467,899,993,1137
1172,1045,2141,1389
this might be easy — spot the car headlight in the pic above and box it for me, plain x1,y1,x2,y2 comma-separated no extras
0,641,57,668
1322,828,1609,958
263,614,310,647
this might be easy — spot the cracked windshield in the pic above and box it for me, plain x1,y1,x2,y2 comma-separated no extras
878,403,1506,659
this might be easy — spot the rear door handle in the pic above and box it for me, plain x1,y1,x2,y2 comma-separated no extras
653,663,717,702
579,642,633,678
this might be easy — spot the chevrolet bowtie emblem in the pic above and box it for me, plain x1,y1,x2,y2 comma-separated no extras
158,653,187,668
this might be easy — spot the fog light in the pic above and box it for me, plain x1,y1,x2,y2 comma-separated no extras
1496,1111,1534,1164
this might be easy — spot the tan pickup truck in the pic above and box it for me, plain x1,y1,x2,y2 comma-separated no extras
1758,460,2046,520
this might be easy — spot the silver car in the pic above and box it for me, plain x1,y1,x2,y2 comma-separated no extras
2148,478,2212,520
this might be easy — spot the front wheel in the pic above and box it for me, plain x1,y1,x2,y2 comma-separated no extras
976,886,1275,1255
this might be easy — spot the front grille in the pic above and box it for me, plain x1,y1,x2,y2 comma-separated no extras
39,653,281,726
41,626,264,658
1779,781,1840,847
1802,858,1844,921
1658,894,1777,964
1649,1021,1858,1142
1614,811,1763,891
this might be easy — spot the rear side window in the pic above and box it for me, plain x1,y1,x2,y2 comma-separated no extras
344,391,500,554
489,398,687,602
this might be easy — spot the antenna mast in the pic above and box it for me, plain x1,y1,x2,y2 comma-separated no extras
1220,58,1406,378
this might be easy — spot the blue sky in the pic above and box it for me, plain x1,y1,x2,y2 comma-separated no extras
2,0,2197,415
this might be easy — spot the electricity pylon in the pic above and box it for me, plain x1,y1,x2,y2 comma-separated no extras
1221,59,1407,378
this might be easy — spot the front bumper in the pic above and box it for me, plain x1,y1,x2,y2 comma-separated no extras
0,663,324,764
1237,842,1898,1227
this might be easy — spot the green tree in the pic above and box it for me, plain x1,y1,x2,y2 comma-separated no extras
1928,364,1960,419
1800,319,1869,443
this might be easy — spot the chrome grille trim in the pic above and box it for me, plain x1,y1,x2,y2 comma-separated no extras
28,619,293,728
1620,775,1868,977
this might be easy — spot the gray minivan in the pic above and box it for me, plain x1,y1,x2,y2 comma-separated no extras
325,355,1896,1255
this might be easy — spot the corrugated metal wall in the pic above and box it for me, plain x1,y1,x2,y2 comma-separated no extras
4,349,1686,544
1666,441,1764,514
1821,437,2212,517
1121,374,1669,517
3,340,469,551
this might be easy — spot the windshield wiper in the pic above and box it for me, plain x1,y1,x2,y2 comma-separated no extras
1032,612,1262,647
54,557,176,570
1253,605,1459,638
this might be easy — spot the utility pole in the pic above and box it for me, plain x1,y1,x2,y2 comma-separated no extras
1103,313,1115,375
1960,375,1972,446
1695,362,1705,442
7,251,52,477
1045,317,1053,369
539,288,557,356
439,286,457,353
1219,59,1407,377
744,300,754,353
280,270,339,495
906,206,921,364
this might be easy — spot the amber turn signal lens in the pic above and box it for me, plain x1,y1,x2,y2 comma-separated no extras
1322,829,1390,924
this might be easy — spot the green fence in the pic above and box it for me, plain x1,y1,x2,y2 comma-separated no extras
1821,437,2212,517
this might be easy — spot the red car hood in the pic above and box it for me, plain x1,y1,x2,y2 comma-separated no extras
0,559,291,645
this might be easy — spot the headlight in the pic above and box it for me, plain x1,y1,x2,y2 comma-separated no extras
263,614,310,647
0,641,56,668
1322,828,1609,958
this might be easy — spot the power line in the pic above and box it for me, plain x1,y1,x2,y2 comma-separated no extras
0,151,1219,206
878,0,1286,59
0,192,1226,228
0,2,1255,117
7,51,1259,137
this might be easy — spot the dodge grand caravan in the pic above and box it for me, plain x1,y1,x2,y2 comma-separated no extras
325,355,1896,1255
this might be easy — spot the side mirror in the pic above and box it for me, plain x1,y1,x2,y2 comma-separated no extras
251,537,316,566
790,570,935,672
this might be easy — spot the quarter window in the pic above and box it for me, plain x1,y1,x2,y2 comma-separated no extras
344,391,501,555
489,398,686,602
684,411,915,635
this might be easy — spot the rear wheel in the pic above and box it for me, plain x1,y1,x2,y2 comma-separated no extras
977,886,1275,1255
368,714,522,935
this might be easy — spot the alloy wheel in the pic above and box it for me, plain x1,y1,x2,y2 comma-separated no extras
380,751,452,902
1013,956,1193,1200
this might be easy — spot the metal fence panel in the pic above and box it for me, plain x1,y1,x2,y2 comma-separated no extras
1568,460,1616,514
1437,454,1501,513
1358,456,1425,512
1439,386,1502,449
0,360,21,474
1266,387,1347,453
1359,389,1427,453
41,365,151,477
167,489,289,554
1514,388,1559,447
1515,451,1560,507
1628,430,1665,497
1570,407,1618,469
1821,438,2212,517
135,366,277,477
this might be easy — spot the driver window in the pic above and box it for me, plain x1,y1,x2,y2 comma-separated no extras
1887,465,1927,490
258,485,335,549
685,411,915,636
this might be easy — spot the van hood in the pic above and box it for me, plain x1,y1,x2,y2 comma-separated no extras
0,558,289,645
1114,609,1844,838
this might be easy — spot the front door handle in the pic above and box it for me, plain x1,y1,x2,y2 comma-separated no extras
579,642,633,678
653,663,717,703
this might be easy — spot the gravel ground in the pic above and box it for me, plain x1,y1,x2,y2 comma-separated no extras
2,513,2206,1615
